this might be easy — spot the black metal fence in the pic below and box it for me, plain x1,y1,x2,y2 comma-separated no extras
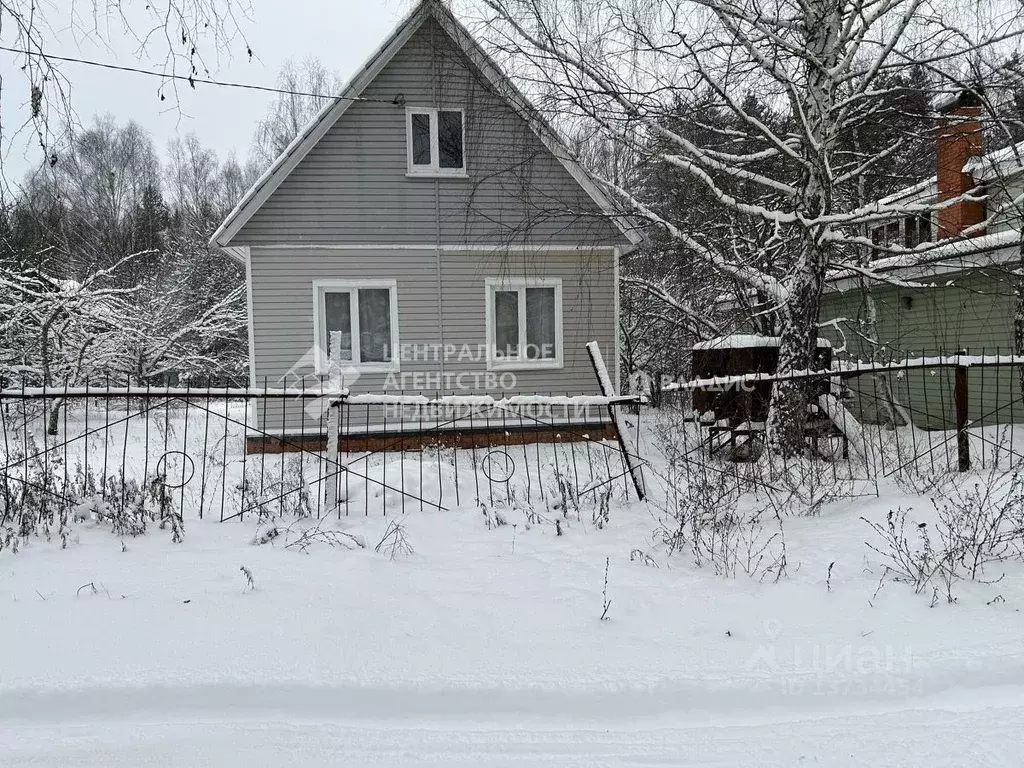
0,383,645,538
658,351,1024,483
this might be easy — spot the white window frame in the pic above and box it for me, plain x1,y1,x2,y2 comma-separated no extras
484,277,563,371
312,279,400,374
868,213,934,250
406,107,467,177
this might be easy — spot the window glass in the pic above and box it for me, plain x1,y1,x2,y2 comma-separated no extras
357,288,393,363
411,113,432,166
438,111,464,169
323,291,353,361
525,287,556,360
917,215,932,244
494,290,519,358
904,216,918,248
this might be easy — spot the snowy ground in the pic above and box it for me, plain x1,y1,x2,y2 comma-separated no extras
5,469,1024,766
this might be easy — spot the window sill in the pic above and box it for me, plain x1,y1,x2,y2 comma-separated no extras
487,359,564,373
405,170,469,180
314,363,399,376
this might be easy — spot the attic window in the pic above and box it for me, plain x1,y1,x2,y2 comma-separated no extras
869,215,932,257
407,108,466,176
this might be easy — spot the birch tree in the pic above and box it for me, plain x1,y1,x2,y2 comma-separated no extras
477,0,1024,453
250,58,343,170
1,115,250,398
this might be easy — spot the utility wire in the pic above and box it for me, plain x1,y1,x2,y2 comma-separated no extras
0,45,400,104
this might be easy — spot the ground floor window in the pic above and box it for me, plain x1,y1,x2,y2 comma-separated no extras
485,278,563,370
312,280,398,372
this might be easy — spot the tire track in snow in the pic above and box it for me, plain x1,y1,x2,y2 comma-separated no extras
2,703,1024,767
4,678,1024,726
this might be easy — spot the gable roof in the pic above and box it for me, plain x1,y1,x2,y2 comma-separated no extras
210,0,641,254
872,138,1024,212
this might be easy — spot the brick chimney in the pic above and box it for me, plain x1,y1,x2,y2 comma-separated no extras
936,93,985,240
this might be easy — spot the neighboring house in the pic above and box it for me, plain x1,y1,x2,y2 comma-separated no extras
818,92,1024,428
211,0,639,448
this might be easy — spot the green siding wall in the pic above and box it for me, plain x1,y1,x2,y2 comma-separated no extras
819,271,1022,429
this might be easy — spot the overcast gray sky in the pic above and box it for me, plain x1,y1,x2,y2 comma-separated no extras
0,0,415,186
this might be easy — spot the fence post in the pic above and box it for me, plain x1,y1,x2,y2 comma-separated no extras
326,331,342,513
955,364,970,472
586,341,646,500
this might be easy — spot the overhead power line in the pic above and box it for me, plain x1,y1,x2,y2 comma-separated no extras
0,45,399,104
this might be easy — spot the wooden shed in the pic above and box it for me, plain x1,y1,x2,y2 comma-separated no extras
691,335,833,426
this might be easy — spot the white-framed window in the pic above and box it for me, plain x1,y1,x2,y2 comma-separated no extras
312,280,399,373
406,107,466,177
485,278,563,371
869,214,933,256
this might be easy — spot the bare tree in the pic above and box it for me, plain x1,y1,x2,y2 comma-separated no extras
41,116,163,275
1,115,249,403
475,0,1023,453
0,1,253,179
166,133,221,228
0,253,145,432
250,58,343,169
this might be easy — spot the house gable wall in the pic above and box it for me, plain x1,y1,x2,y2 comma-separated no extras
232,17,624,248
249,245,616,433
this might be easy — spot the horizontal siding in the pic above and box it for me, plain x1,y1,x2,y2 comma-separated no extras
819,272,1020,428
987,177,1024,235
234,17,624,248
248,246,616,434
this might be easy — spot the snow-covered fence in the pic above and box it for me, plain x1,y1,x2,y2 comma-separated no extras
657,349,1024,478
0,384,645,532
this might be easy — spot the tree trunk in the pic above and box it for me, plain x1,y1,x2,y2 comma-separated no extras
765,245,825,455
764,0,841,458
46,397,64,436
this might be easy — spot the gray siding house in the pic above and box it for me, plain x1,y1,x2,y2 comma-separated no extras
211,0,638,445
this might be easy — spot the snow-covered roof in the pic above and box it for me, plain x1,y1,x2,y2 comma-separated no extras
875,177,936,207
693,334,831,350
209,0,641,254
826,228,1021,292
872,139,1024,213
963,139,1024,181
867,228,1019,271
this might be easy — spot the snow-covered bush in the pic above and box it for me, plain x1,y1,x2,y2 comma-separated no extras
863,508,950,596
546,467,618,530
375,519,413,560
0,441,184,552
650,458,787,581
865,469,1024,602
759,458,857,517
933,470,1024,580
236,455,313,522
648,411,787,580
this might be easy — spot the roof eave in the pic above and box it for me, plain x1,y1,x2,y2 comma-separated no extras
209,2,432,248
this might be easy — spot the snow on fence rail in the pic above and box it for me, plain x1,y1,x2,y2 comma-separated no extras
0,386,321,400
664,354,1024,393
0,386,643,407
0,385,646,530
659,350,1024,475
